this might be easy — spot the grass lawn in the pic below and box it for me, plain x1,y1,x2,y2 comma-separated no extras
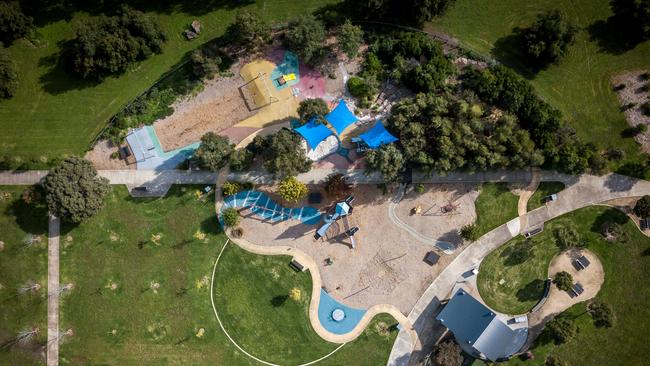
527,182,566,211
430,0,650,169
0,186,48,365
477,206,650,365
474,183,519,237
59,185,396,364
0,0,336,163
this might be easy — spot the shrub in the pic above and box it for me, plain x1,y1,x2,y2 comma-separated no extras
64,6,165,80
229,148,254,172
599,220,628,243
606,148,625,161
544,316,577,344
278,176,308,203
347,76,374,99
432,340,463,366
553,224,582,250
44,157,110,224
633,195,650,217
460,224,480,242
0,2,33,45
588,154,608,176
324,173,352,198
0,47,18,99
221,181,240,196
553,271,573,291
195,132,234,171
521,9,577,68
297,98,329,124
285,15,326,65
337,20,363,59
588,299,615,328
190,44,230,80
222,207,240,227
416,183,425,194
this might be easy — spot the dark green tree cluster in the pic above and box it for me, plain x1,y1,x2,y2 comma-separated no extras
388,92,543,174
0,1,33,45
44,157,110,224
297,98,329,124
544,316,577,344
366,32,454,93
194,132,234,171
365,143,404,182
610,0,650,41
65,6,166,80
588,299,615,328
633,195,650,218
463,65,594,174
553,271,573,292
226,10,271,49
521,10,577,68
252,128,312,177
337,20,363,59
190,43,231,80
285,15,326,65
345,0,454,26
553,224,582,250
432,340,463,366
0,47,18,99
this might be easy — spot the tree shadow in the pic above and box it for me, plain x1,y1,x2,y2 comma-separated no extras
586,18,647,55
490,28,537,80
5,188,48,236
37,45,99,95
590,207,628,234
516,278,545,302
501,240,534,266
270,294,288,307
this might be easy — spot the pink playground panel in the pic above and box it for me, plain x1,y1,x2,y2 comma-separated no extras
297,62,326,100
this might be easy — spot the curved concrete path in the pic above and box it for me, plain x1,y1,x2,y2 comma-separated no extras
517,168,540,233
387,173,650,366
214,169,419,347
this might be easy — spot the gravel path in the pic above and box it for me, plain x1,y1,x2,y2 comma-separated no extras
46,215,60,366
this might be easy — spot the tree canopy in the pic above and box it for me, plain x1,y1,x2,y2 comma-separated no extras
0,47,18,99
227,10,270,49
345,0,454,25
337,20,363,59
64,6,165,80
433,340,463,366
260,128,312,177
365,143,405,182
633,195,650,218
44,157,110,224
0,1,33,45
297,98,329,124
609,0,650,41
588,299,615,328
521,9,577,68
544,316,577,344
195,132,234,171
285,15,326,65
553,271,573,292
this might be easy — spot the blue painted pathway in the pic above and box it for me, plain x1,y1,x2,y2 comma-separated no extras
221,191,322,225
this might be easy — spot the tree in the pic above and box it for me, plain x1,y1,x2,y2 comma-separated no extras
553,224,582,250
227,10,270,49
261,128,312,177
229,148,254,172
633,195,650,218
65,6,165,80
0,47,18,99
44,157,110,224
609,0,650,41
432,340,463,366
346,0,454,26
285,15,326,65
544,316,577,344
599,220,628,243
278,176,308,203
553,271,573,292
222,181,240,196
460,224,479,242
365,143,404,183
0,2,33,45
221,207,240,227
324,173,352,198
588,299,615,328
297,98,329,124
190,44,226,79
194,132,233,171
347,76,375,99
337,20,363,59
521,10,577,68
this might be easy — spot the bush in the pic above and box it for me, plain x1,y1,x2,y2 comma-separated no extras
64,6,165,80
588,154,608,176
633,195,650,217
347,76,374,99
222,207,240,227
606,148,625,161
432,340,463,366
229,148,254,172
190,44,230,80
222,181,240,196
544,316,577,344
44,157,110,224
324,173,352,198
278,176,308,203
195,133,234,171
460,224,480,242
599,220,628,243
337,20,363,59
553,271,573,292
297,98,329,124
0,47,18,99
285,15,326,65
553,224,582,250
0,2,33,45
521,10,577,68
588,299,615,328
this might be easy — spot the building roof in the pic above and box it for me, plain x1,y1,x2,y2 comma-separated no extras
436,288,523,361
359,120,398,149
325,100,358,135
294,119,334,150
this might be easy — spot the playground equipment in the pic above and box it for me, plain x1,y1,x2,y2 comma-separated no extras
314,195,359,248
240,71,279,109
441,200,460,214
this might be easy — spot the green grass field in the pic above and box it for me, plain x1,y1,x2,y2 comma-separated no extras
430,0,650,168
0,186,47,365
527,182,566,211
477,206,650,365
0,1,335,163
474,183,519,237
57,185,395,364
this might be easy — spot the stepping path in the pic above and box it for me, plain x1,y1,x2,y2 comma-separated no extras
46,215,60,366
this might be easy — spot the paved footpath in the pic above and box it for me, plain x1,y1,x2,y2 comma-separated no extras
387,173,650,365
46,215,60,366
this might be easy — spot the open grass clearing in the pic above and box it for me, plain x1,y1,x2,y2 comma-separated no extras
58,185,396,364
0,186,48,365
474,183,519,237
477,206,650,365
0,0,335,163
527,182,566,211
430,0,650,171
